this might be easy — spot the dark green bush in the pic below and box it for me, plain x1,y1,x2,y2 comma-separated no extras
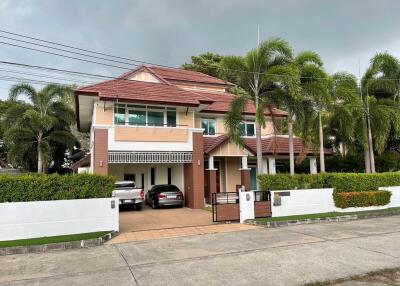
333,191,391,208
0,174,115,202
258,172,400,192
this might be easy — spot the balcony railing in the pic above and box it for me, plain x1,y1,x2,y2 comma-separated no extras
108,151,192,163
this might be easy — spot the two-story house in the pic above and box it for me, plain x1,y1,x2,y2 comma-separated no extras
75,65,318,209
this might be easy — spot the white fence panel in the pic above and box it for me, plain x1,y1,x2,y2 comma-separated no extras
271,188,334,217
0,198,119,241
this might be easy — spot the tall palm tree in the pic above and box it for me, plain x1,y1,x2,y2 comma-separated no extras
362,53,400,172
291,51,330,173
5,83,75,173
221,38,300,189
328,72,400,172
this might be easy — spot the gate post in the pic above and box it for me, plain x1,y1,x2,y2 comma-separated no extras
239,191,255,223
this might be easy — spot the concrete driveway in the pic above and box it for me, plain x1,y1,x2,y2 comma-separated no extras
1,216,400,285
119,206,212,233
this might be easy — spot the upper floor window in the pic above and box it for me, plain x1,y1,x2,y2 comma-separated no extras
114,104,176,127
240,121,255,137
114,104,126,125
202,118,216,135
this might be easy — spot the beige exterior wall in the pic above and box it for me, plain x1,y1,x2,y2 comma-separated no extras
210,141,250,157
95,105,113,125
128,71,160,83
261,118,274,136
114,126,188,142
225,157,241,192
178,111,194,128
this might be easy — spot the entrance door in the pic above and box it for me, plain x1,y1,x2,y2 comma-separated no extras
250,166,257,191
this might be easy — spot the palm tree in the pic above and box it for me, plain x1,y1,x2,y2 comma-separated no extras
221,38,300,188
291,51,330,173
328,72,400,172
362,53,400,172
5,83,76,173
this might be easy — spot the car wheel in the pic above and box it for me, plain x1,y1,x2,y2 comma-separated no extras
151,200,157,209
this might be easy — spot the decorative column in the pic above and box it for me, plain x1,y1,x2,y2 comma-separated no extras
207,156,218,202
93,128,108,175
262,157,269,174
268,157,276,175
240,156,251,191
310,157,318,174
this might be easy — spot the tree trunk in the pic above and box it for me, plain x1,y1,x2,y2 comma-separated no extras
367,116,376,173
288,118,295,176
364,148,371,173
255,115,263,191
319,113,325,173
37,143,43,174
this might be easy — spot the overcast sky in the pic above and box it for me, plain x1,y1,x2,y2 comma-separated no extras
0,0,400,99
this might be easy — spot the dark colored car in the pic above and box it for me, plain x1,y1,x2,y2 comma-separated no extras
146,184,184,209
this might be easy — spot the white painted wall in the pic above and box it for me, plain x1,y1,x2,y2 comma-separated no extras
270,187,400,217
0,198,119,241
108,163,184,194
271,188,334,217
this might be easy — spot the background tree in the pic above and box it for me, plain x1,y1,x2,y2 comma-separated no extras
182,52,224,77
221,38,300,189
4,83,76,173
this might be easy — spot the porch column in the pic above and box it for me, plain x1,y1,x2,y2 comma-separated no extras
262,157,269,174
207,156,218,203
240,156,251,191
93,128,108,175
268,157,276,175
310,157,318,174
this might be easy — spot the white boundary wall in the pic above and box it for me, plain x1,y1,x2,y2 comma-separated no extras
271,188,334,217
0,198,119,241
271,187,400,217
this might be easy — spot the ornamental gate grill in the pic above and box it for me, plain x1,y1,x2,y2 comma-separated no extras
211,191,272,222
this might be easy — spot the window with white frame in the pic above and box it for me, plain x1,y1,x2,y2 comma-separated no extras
201,118,216,135
239,121,255,137
114,104,177,127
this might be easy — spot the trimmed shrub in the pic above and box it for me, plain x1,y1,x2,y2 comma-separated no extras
0,174,115,203
333,191,391,208
258,172,400,192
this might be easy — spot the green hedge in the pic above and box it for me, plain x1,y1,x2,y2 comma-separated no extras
0,174,115,203
333,191,391,208
258,172,400,193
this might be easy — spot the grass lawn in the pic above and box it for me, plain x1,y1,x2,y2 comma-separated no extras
0,231,111,248
255,207,400,223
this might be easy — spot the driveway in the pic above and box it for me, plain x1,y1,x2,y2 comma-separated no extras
119,206,213,233
1,216,400,285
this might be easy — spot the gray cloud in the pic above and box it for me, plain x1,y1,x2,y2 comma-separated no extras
0,0,400,98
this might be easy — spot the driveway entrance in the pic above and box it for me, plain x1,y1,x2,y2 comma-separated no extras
111,206,257,244
119,206,212,233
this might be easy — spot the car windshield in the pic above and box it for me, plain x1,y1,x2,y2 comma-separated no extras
159,186,179,192
115,182,135,189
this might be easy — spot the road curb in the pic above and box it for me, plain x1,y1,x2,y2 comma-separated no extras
0,231,119,256
246,211,400,228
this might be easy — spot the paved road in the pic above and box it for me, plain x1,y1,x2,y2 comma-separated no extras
1,216,400,286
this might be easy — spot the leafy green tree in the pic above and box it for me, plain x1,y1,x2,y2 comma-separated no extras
182,52,224,77
222,38,300,188
4,83,76,173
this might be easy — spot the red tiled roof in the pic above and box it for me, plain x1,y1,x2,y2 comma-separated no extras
70,154,90,171
121,66,233,86
203,135,333,155
76,79,212,106
196,91,288,117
